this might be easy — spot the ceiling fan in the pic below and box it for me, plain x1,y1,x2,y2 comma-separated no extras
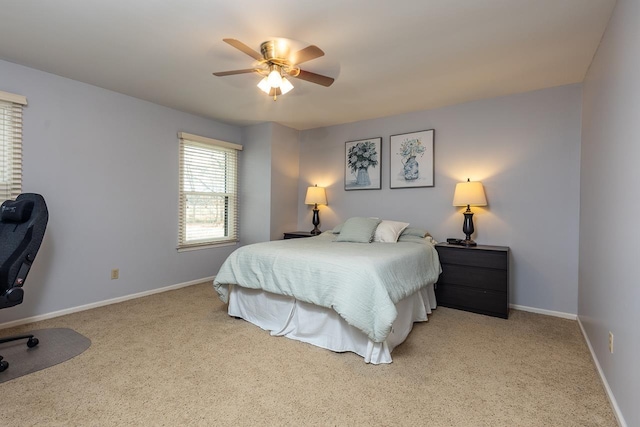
213,38,335,100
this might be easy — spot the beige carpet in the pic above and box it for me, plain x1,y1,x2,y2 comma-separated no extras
0,282,616,426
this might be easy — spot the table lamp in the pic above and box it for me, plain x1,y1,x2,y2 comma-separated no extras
305,185,327,235
452,178,487,246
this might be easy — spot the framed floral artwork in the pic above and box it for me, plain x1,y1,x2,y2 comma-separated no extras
389,129,434,189
344,137,382,190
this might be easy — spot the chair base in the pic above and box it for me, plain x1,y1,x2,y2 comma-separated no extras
0,333,39,372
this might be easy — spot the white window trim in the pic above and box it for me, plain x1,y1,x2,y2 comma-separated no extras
177,132,242,250
177,241,238,253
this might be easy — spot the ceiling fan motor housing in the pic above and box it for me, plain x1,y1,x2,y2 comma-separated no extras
260,41,298,76
260,40,286,62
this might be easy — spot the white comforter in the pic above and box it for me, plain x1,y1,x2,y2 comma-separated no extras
214,232,441,343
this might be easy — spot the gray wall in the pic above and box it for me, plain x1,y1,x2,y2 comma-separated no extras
579,0,640,425
298,84,582,315
0,59,242,323
240,122,300,244
240,123,273,245
270,123,300,240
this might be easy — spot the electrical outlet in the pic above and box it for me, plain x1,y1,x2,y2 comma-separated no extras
111,268,119,280
608,331,614,353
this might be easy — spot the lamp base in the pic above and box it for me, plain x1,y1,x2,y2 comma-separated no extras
462,239,477,247
310,207,321,235
461,208,477,247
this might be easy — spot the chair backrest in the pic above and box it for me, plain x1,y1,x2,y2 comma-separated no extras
0,193,48,308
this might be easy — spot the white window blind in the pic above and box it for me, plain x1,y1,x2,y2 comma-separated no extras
178,132,242,249
0,90,27,202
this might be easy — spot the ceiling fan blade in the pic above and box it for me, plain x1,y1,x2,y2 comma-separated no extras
223,38,262,61
212,69,257,77
291,45,325,65
293,69,335,87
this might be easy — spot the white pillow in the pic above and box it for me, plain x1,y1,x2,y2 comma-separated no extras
374,220,410,243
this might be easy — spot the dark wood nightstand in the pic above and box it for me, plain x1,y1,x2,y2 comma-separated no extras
434,243,510,318
283,231,315,239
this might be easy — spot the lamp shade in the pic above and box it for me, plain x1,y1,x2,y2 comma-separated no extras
452,180,487,207
305,185,327,205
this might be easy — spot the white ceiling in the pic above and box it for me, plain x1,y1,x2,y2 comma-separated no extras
0,1,616,131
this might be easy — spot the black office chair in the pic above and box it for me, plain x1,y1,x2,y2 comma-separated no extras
0,193,48,372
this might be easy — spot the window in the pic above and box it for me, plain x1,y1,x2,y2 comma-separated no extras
178,132,242,250
0,90,27,202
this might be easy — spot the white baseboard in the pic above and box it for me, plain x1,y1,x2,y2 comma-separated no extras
0,276,215,331
577,316,627,427
510,303,577,320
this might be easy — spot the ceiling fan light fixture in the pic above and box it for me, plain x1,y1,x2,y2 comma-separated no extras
280,77,294,95
257,77,271,94
267,68,283,88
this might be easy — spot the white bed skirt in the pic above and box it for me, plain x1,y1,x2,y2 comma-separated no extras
227,284,437,364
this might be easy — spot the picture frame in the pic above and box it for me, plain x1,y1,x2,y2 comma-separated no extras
389,129,434,189
344,137,382,190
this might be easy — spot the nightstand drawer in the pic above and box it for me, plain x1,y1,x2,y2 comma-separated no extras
436,284,508,318
437,246,507,270
438,265,507,292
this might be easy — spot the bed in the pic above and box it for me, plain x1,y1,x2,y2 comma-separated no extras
213,217,442,364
